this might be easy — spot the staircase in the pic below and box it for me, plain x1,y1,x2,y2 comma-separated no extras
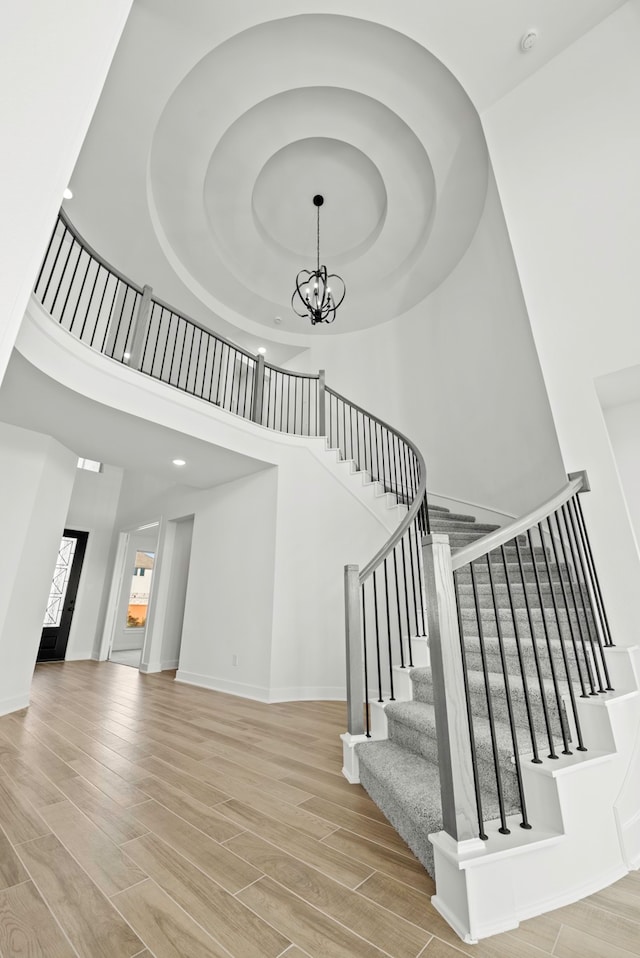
354,500,603,878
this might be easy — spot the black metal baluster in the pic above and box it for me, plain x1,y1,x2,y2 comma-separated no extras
574,495,614,648
486,552,531,829
514,534,558,758
383,558,395,700
392,546,406,669
526,528,571,755
471,559,511,834
80,260,101,342
209,337,220,403
50,231,77,316
362,585,371,737
453,572,488,841
100,276,120,353
565,500,613,691
500,544,541,763
89,268,109,349
372,571,383,703
400,534,413,647
69,252,91,336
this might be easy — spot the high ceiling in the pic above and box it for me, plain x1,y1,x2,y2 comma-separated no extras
67,0,626,361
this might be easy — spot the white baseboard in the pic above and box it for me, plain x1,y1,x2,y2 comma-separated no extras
161,659,179,671
175,670,271,702
0,692,30,716
175,670,346,703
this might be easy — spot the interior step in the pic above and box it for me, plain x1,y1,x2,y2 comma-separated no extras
355,739,443,877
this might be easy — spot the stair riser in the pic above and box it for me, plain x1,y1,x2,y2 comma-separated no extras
458,606,596,643
386,715,522,810
411,672,568,740
462,640,595,686
456,585,586,612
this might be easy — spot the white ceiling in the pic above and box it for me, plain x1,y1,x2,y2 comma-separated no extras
0,351,270,490
66,0,627,360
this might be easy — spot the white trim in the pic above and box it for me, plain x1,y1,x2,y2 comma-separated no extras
175,669,346,703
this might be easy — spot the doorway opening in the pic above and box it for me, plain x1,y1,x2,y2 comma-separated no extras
108,523,159,669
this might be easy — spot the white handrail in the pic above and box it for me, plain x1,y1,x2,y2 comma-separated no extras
451,476,584,571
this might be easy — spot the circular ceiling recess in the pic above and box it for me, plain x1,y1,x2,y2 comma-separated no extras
251,138,387,262
148,13,489,337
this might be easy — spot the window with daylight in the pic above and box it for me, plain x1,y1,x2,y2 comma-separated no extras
126,551,155,628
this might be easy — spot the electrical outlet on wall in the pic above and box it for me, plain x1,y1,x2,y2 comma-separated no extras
232,654,238,666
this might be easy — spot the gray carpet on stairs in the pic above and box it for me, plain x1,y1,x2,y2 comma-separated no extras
354,503,585,879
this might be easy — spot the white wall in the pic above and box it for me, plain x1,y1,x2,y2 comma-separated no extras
64,463,124,660
482,0,640,647
158,516,194,671
289,165,565,517
0,423,77,714
597,399,640,554
0,0,133,385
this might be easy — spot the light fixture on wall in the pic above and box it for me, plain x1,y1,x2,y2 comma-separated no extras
292,195,345,326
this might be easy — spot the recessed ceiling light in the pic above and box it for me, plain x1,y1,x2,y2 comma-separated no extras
274,316,282,325
257,347,267,355
63,187,73,200
172,459,186,466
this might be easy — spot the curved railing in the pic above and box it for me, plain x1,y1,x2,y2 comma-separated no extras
35,211,321,435
424,471,614,843
33,213,431,722
334,382,430,738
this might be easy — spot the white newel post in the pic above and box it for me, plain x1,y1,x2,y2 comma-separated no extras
341,563,369,782
422,533,487,941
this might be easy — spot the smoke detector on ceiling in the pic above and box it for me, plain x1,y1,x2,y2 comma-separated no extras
520,30,538,52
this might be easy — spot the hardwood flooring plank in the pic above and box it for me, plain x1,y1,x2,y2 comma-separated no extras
128,800,259,893
586,879,640,924
111,879,232,958
67,756,148,808
55,777,150,845
15,834,143,958
547,900,640,956
134,757,228,805
0,827,28,890
321,829,432,892
38,801,148,897
237,876,391,958
216,799,373,889
281,773,391,822
553,924,638,958
0,880,77,958
301,796,420,858
134,776,246,842
0,756,67,809
225,830,431,958
229,788,337,841
0,772,50,845
123,832,290,958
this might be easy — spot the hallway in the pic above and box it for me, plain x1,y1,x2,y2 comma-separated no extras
0,662,637,957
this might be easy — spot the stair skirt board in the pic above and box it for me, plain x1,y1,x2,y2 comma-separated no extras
346,502,640,941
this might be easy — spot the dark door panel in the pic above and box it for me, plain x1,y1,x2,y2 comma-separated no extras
38,529,88,662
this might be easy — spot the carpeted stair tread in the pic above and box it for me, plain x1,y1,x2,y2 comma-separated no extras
355,740,443,876
429,519,501,534
384,699,530,779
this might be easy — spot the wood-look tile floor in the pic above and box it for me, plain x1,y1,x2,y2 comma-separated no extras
0,662,637,958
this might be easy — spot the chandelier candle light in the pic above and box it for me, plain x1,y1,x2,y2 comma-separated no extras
292,195,346,325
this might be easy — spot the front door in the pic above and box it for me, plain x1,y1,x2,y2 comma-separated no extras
38,529,88,662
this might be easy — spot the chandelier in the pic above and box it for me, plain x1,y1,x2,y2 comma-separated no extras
292,195,346,325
